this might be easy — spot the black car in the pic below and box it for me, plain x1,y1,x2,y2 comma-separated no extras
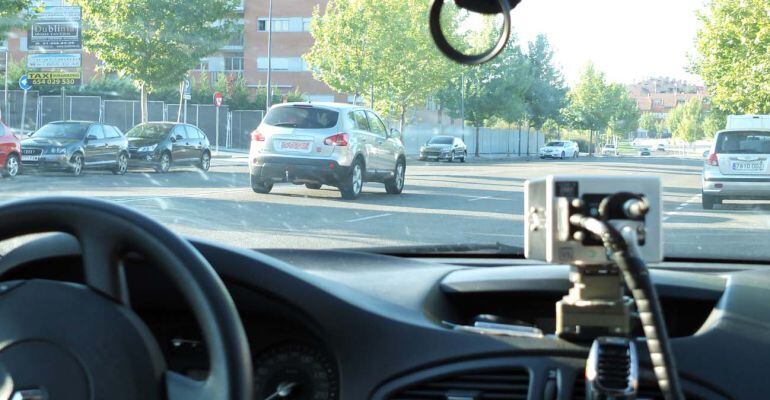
126,122,212,173
20,121,129,176
419,135,467,162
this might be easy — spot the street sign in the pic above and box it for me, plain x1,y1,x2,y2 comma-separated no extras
19,75,31,91
28,6,82,51
28,71,81,86
213,92,223,107
183,78,191,100
27,53,81,69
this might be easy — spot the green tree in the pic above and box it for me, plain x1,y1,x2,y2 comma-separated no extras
606,83,640,136
73,0,240,122
438,44,531,156
693,0,770,114
305,0,456,130
0,0,29,38
523,34,567,130
561,63,614,154
666,98,709,142
702,112,726,138
639,113,658,135
541,118,561,140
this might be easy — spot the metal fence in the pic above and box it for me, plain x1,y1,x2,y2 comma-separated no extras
39,95,102,126
403,124,544,156
230,110,264,149
103,100,166,132
166,104,230,149
0,90,39,134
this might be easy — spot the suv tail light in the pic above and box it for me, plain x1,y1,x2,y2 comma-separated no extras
324,133,348,146
251,130,265,142
707,152,719,166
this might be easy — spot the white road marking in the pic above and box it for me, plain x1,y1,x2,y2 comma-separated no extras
466,195,510,202
347,213,392,223
663,194,702,222
112,188,249,203
468,232,524,238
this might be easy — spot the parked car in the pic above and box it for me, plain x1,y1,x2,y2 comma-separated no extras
539,141,579,159
249,102,406,199
639,147,652,156
20,121,128,176
657,143,667,152
601,144,620,157
703,149,710,158
702,129,770,209
0,123,21,177
126,122,212,173
419,135,467,162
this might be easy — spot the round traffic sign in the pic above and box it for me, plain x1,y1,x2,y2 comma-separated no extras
19,75,31,91
213,91,223,108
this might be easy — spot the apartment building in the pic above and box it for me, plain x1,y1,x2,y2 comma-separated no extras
197,0,346,102
627,77,709,118
3,0,345,102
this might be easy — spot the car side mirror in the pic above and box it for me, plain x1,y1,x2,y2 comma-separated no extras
389,128,401,139
176,134,184,141
86,134,97,141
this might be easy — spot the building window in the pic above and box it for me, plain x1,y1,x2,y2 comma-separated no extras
225,56,244,71
226,32,244,47
653,99,663,106
257,18,290,32
198,59,210,71
257,57,305,72
303,18,312,32
19,37,27,52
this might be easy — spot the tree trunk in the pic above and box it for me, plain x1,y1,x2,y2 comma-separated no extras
140,82,148,124
474,125,480,157
526,126,531,157
507,123,511,157
589,130,594,156
399,107,406,132
517,121,522,156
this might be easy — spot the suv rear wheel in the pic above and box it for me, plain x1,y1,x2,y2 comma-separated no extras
340,159,364,199
251,174,273,194
702,192,718,210
385,160,405,194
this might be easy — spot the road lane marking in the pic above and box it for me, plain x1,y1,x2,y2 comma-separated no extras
112,188,250,203
347,213,392,223
466,195,510,201
468,232,523,238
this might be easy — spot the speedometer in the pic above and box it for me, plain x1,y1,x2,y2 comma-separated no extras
253,342,339,400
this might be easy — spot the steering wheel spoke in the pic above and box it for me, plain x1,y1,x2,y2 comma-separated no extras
165,371,214,400
79,228,130,305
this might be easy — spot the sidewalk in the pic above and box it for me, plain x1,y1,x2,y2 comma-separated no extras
212,148,248,158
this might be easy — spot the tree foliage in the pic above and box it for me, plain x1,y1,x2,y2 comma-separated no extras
305,0,455,129
694,0,770,114
562,63,639,153
666,98,712,142
73,0,240,121
523,34,567,129
639,113,658,134
0,0,29,38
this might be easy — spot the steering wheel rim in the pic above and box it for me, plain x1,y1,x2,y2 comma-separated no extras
0,196,253,400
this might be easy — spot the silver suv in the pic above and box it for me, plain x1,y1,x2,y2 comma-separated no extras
702,129,770,209
249,103,406,199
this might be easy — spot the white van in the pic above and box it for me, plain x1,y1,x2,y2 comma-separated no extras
726,115,770,130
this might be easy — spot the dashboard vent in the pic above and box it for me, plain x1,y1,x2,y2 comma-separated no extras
388,368,529,400
572,376,712,400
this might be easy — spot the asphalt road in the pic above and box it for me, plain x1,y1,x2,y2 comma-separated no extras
1,154,768,261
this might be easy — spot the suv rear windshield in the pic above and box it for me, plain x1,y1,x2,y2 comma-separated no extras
546,142,564,147
263,106,339,129
716,131,770,154
428,137,453,145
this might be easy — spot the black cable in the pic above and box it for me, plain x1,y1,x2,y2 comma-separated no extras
571,215,685,400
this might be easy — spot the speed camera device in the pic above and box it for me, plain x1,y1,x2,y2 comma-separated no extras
525,175,662,265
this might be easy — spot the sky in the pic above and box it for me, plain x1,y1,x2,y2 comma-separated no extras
508,0,705,85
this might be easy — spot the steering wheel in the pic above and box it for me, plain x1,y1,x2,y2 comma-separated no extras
0,197,253,400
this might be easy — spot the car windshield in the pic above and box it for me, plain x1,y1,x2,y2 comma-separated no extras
716,131,770,154
428,137,454,145
263,106,339,129
32,123,89,139
1,0,768,264
126,124,173,139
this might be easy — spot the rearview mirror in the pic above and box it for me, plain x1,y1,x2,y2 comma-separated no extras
86,134,97,141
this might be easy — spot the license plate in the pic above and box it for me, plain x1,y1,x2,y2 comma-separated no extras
21,155,40,162
276,140,311,153
732,161,764,172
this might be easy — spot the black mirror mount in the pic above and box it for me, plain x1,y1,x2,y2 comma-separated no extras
85,134,97,141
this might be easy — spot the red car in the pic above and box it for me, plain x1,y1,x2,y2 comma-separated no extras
0,123,21,177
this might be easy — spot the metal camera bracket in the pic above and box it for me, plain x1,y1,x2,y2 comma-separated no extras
524,175,662,339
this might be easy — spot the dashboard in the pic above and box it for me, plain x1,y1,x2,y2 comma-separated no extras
1,233,769,399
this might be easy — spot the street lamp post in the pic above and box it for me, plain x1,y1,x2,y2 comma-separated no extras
265,0,273,112
460,73,465,143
